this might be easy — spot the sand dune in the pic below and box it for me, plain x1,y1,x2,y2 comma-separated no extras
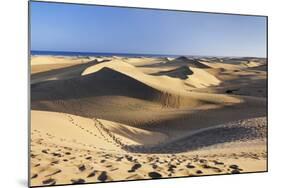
149,65,221,89
82,60,190,94
152,66,194,79
31,59,110,84
135,117,267,153
31,110,167,150
30,109,266,186
31,57,265,137
121,57,168,67
243,61,264,68
169,56,211,68
137,56,210,69
31,59,238,110
82,59,222,90
31,55,96,74
30,55,267,186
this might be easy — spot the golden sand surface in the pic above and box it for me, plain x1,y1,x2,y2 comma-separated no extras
30,55,267,186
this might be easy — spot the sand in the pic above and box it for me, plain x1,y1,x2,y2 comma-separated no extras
31,55,96,74
30,55,267,187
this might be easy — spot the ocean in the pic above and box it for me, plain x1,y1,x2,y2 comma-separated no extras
31,50,181,58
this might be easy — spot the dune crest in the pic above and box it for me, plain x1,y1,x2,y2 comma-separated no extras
31,55,267,186
82,59,221,91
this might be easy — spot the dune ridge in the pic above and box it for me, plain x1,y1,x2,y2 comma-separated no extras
30,55,267,186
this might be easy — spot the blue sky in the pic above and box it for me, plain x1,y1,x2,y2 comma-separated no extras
30,1,267,57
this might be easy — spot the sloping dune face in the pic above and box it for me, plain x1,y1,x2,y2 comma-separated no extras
169,56,211,69
82,60,189,94
31,55,94,74
30,55,267,186
82,60,221,90
32,66,187,109
31,110,167,150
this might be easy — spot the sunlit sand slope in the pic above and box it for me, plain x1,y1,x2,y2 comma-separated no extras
30,56,267,186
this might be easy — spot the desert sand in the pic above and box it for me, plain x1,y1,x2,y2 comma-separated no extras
30,55,267,186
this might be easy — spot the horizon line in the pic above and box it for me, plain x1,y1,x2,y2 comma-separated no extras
30,50,266,58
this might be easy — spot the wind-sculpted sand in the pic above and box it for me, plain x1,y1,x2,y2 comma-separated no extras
30,55,267,186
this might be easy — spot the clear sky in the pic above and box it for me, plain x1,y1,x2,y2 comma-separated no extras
30,1,267,57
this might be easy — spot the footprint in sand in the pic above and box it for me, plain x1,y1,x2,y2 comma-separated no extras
52,152,62,157
152,164,158,169
41,149,48,154
30,154,37,158
231,169,241,174
31,174,38,179
229,164,239,169
199,159,207,164
42,178,56,185
71,178,85,184
186,163,195,169
45,169,62,177
98,171,108,182
87,170,97,178
201,164,222,172
78,164,86,171
116,157,123,161
148,172,162,179
168,164,177,173
229,164,242,174
51,160,59,165
213,160,224,165
125,155,133,162
128,163,142,173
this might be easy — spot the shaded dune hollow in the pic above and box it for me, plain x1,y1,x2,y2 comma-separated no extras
30,56,267,187
139,56,211,69
31,67,183,108
152,66,194,79
170,56,211,69
126,117,267,153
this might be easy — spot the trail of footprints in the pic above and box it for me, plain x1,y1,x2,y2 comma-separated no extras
65,113,125,150
50,97,126,151
57,96,130,149
31,128,267,185
31,99,267,186
31,136,264,186
31,132,266,185
52,98,157,152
